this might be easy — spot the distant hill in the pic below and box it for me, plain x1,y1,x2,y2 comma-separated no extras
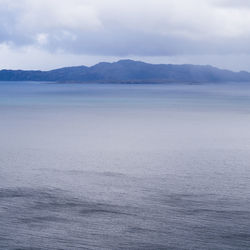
1,59,250,83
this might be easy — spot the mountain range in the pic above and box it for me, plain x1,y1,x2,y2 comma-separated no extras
0,59,250,83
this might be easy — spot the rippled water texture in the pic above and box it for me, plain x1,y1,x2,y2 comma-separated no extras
1,82,250,249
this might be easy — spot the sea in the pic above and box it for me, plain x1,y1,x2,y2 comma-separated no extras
0,81,250,249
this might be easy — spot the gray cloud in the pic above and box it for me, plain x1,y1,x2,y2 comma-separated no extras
217,0,250,8
0,0,250,70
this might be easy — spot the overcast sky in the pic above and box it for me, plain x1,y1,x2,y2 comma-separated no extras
0,0,250,71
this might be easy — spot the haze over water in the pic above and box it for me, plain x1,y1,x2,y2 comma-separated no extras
1,81,250,249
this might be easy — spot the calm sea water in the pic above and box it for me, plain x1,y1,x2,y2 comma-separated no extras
1,81,250,249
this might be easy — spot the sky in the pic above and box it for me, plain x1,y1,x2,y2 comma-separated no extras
0,0,250,71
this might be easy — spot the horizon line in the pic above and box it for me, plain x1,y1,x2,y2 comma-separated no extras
0,59,248,74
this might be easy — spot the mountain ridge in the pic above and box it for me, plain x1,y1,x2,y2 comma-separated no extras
1,59,250,83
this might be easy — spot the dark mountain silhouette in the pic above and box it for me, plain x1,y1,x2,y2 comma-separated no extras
0,59,250,83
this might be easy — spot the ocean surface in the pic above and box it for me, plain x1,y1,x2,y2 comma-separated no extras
1,81,250,249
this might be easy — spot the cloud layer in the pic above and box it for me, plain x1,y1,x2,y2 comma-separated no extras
0,0,250,69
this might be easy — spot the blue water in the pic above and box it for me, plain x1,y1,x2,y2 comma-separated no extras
1,81,250,249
